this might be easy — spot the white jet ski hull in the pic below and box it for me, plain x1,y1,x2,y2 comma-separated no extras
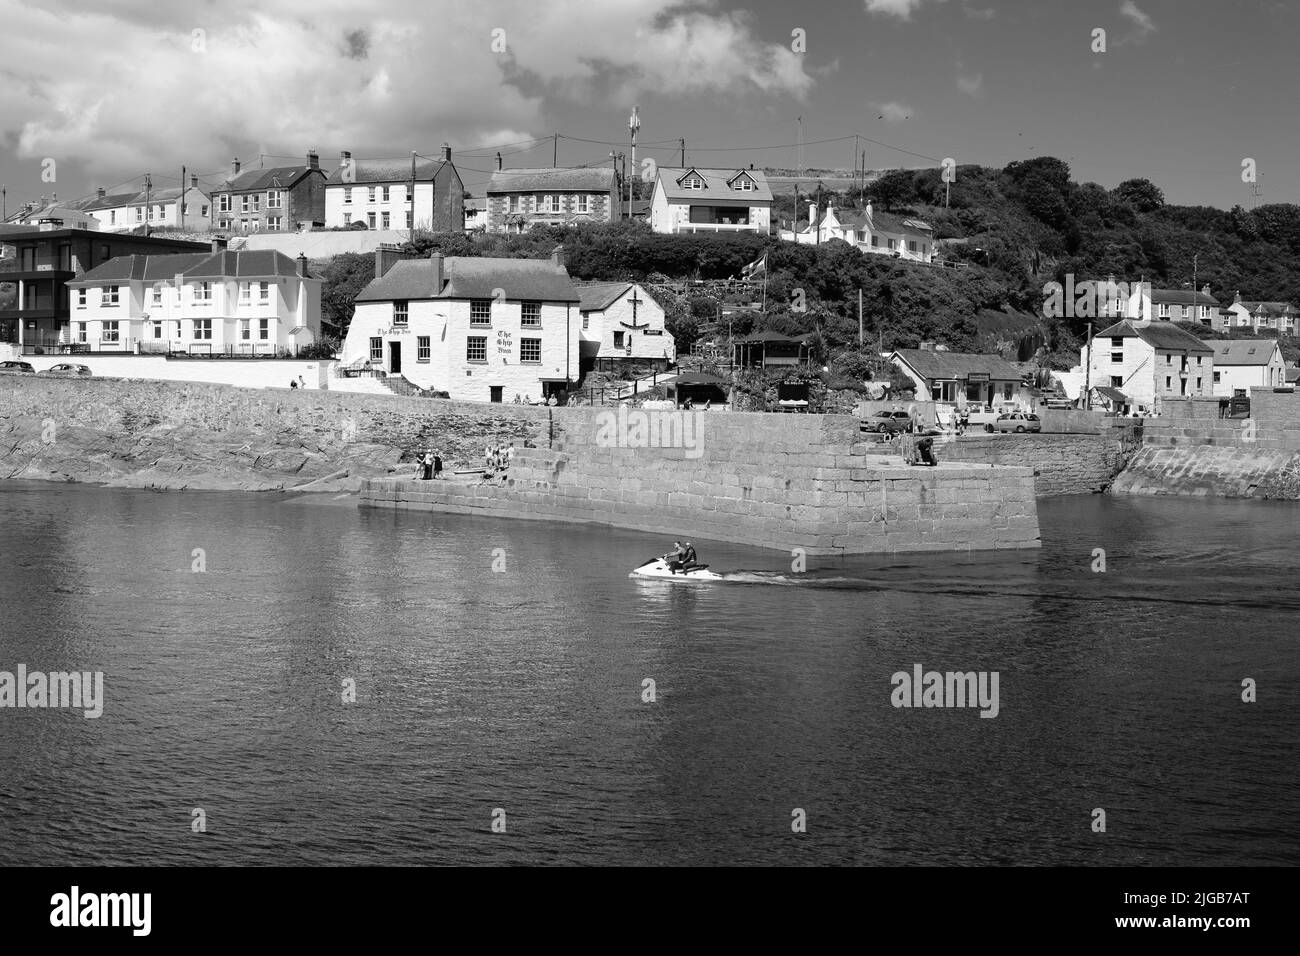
629,558,723,582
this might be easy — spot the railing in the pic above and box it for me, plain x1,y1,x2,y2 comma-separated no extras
19,338,325,359
671,222,763,234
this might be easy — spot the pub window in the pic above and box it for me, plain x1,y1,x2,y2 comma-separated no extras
519,338,541,363
521,302,541,326
467,336,487,362
470,300,492,325
394,301,409,325
370,337,383,361
417,335,430,361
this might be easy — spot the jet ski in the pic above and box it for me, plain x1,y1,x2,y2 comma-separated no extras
629,556,724,582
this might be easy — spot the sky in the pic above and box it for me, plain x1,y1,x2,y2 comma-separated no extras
0,0,1294,215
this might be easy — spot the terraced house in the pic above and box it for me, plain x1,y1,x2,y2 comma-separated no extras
324,146,464,232
342,245,580,402
1218,293,1300,334
76,177,213,233
484,166,618,233
789,202,935,263
64,241,322,354
210,152,327,233
1081,319,1214,411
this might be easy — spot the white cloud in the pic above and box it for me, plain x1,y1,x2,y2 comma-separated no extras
957,73,984,97
862,0,947,19
871,101,913,122
0,0,815,189
1118,1,1157,44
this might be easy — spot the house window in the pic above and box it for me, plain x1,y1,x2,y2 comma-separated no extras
1111,376,1123,387
367,187,376,203
110,211,117,225
153,322,163,339
102,321,119,343
258,281,270,302
201,205,209,217
470,300,492,325
194,319,212,340
394,301,409,325
258,319,269,340
135,207,144,222
1110,337,1124,347
613,331,625,349
909,241,918,252
240,319,250,341
101,286,120,306
871,236,880,247
219,194,231,212
1111,352,1123,363
1165,376,1172,389
508,195,520,213
732,177,754,191
239,282,251,302
266,190,281,208
582,312,589,330
519,338,541,363
381,186,390,202
541,194,559,213
1196,378,1202,389
370,337,383,361
467,336,487,362
381,212,390,229
682,174,704,189
241,196,250,213
367,213,376,228
77,289,86,308
417,335,430,361
1158,304,1169,317
343,212,352,225
152,286,163,306
406,211,413,229
75,322,87,343
194,281,212,303
344,188,352,204
267,216,282,230
521,302,541,326
576,195,589,214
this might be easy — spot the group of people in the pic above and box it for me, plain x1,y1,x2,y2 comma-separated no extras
512,394,563,406
414,450,443,480
663,540,699,574
288,375,308,389
679,397,711,411
485,444,513,475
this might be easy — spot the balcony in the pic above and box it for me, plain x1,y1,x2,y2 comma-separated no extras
670,222,763,234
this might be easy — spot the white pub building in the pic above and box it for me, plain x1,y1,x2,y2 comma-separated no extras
343,245,583,402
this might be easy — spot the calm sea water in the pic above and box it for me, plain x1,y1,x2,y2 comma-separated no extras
0,481,1296,866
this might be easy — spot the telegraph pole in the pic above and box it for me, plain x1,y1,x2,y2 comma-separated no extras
1083,322,1093,409
858,288,864,348
180,165,186,231
144,173,152,237
628,106,640,221
680,138,685,166
553,133,558,167
410,151,417,234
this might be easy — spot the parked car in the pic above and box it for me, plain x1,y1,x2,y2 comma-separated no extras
37,363,93,378
995,412,1042,433
862,410,914,434
0,360,36,375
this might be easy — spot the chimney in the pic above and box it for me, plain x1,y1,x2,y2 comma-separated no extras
429,250,445,292
297,253,308,277
231,157,241,177
809,202,817,225
190,174,199,188
96,187,106,199
441,143,452,163
1201,283,1210,297
375,243,403,279
551,244,566,268
919,341,935,351
306,149,320,170
496,151,503,171
211,237,227,253
1234,290,1242,304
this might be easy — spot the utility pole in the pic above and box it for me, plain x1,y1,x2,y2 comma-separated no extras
553,133,558,167
410,151,417,235
1192,253,1199,323
858,288,864,348
628,105,640,221
2,184,6,221
180,165,186,231
144,173,152,237
796,116,803,175
680,138,685,166
1083,322,1093,409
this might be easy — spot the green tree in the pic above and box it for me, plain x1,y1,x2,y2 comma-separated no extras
319,252,374,337
1112,178,1165,213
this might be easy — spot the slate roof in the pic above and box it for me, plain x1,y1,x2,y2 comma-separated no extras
80,184,212,211
486,167,617,194
812,206,932,239
577,282,632,312
892,349,1024,381
69,250,312,284
324,158,453,186
655,167,774,204
1148,288,1218,306
1286,367,1300,383
1096,320,1213,353
355,256,579,303
212,165,320,194
736,330,813,344
1210,339,1281,366
1237,300,1299,314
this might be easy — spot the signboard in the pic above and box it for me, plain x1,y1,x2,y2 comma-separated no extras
496,330,512,354
965,372,990,383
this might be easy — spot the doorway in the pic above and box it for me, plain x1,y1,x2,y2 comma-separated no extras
489,386,503,403
388,341,401,374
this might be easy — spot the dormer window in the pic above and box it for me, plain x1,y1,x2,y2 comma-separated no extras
681,174,704,190
731,176,755,191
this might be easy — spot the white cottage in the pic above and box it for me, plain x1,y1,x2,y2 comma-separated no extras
649,167,773,235
342,246,581,402
1208,339,1286,396
576,282,675,376
1081,320,1214,411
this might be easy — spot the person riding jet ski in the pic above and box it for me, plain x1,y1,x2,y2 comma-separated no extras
664,541,687,573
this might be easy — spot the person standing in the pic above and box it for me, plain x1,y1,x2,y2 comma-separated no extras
298,374,307,389
433,451,443,479
421,451,434,480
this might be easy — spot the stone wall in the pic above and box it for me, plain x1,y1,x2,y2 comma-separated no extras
1109,390,1300,498
935,432,1129,496
361,409,1041,556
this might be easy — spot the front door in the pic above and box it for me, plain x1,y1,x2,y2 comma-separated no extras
388,341,401,374
489,386,503,403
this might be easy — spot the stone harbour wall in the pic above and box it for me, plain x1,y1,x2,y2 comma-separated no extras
935,432,1130,496
362,410,1041,556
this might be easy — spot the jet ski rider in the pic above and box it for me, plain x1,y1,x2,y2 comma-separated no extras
664,541,687,573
